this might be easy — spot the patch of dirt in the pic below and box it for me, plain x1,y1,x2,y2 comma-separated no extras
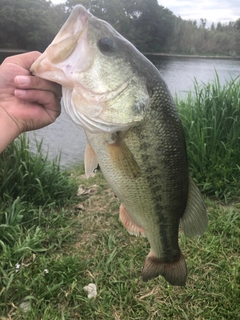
75,184,118,214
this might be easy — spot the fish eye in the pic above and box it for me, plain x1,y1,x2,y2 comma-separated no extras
98,37,115,53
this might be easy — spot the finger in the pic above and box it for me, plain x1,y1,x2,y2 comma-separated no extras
14,89,61,114
4,51,42,70
14,75,62,98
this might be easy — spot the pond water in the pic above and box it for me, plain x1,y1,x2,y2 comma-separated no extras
149,56,240,98
1,52,240,168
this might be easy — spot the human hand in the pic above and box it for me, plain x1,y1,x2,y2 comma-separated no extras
0,51,62,152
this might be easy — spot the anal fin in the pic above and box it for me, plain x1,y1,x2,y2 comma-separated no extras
119,203,145,237
142,251,187,286
181,177,208,238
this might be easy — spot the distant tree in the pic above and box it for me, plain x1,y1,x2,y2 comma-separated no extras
50,3,69,30
216,22,223,31
0,0,64,50
127,0,175,51
235,18,240,30
0,0,238,55
200,18,207,29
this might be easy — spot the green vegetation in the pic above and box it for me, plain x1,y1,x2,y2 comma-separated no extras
178,75,240,202
0,184,239,319
0,0,66,52
0,135,77,207
0,0,239,55
0,78,240,318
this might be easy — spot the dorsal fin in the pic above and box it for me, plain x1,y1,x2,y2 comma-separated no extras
84,143,98,178
181,177,208,238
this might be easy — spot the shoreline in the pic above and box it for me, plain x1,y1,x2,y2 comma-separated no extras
143,52,240,60
0,49,26,53
1,49,239,60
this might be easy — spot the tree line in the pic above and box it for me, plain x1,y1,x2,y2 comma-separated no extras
0,0,239,56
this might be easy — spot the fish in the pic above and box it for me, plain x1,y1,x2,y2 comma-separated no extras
30,5,208,286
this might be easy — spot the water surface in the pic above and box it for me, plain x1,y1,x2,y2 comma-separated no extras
149,56,240,98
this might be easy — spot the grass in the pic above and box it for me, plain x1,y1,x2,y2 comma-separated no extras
0,76,240,319
0,134,77,207
177,74,240,202
0,171,239,319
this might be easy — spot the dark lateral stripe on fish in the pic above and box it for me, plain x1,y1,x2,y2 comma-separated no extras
142,252,187,286
154,213,181,257
137,108,188,266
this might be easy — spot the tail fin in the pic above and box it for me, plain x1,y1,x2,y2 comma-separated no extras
141,251,187,286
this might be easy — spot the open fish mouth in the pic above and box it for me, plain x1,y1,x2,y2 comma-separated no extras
30,6,92,85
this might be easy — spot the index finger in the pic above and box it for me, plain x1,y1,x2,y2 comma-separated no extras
4,51,42,70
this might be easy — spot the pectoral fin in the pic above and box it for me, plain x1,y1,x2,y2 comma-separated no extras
84,143,98,178
107,137,141,179
180,177,208,238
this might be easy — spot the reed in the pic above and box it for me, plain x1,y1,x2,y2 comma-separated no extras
177,74,240,202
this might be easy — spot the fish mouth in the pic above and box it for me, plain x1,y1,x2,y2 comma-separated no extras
30,5,93,85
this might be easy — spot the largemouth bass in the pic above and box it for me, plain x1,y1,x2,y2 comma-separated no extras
31,5,208,286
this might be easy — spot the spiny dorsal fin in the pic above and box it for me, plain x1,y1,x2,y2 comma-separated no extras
181,177,208,238
84,143,98,178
